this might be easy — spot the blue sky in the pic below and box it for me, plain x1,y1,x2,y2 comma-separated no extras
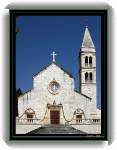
16,15,101,109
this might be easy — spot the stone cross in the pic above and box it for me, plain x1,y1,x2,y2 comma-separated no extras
51,51,57,62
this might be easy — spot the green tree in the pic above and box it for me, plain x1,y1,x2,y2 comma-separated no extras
16,27,20,34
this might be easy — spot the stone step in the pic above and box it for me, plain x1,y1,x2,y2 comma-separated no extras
27,124,85,134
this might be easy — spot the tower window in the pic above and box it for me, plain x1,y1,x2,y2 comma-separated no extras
85,56,88,66
89,56,92,65
89,72,93,80
85,72,88,81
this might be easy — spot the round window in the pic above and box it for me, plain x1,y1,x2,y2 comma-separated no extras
48,80,60,94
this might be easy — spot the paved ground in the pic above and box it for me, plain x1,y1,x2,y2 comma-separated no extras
27,124,86,134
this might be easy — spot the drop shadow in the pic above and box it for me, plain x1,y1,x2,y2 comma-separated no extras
2,2,114,147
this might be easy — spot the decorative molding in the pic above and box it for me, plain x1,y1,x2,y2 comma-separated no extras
48,79,61,95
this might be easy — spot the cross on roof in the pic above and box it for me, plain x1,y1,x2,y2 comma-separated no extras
51,51,57,62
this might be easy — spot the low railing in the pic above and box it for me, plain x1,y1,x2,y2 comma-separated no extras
71,119,101,125
16,118,41,125
16,118,101,125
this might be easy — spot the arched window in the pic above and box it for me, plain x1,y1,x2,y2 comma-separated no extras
27,113,33,122
89,72,93,80
25,108,35,123
74,108,84,124
89,56,92,65
85,72,88,81
85,56,88,66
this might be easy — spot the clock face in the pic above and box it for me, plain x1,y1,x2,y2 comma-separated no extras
48,80,60,94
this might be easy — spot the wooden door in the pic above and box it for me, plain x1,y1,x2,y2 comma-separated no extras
50,110,60,124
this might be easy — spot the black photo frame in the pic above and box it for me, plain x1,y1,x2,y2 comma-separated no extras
10,9,107,140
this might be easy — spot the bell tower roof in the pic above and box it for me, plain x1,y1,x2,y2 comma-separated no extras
81,26,95,49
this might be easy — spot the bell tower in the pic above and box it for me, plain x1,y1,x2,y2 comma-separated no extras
80,26,96,112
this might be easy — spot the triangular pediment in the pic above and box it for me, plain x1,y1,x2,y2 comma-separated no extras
33,62,74,79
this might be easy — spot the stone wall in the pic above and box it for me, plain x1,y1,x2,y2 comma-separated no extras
81,84,97,113
18,63,98,125
72,124,101,134
16,124,41,134
16,124,101,134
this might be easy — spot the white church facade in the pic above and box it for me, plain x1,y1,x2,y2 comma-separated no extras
16,26,101,134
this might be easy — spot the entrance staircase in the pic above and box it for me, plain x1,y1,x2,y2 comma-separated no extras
27,124,86,134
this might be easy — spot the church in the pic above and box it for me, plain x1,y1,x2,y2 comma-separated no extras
16,26,101,134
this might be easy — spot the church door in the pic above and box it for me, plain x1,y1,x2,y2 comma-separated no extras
50,110,60,124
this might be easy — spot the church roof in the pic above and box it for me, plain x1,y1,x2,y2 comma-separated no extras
33,62,74,79
18,62,91,100
74,90,91,100
81,26,95,48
